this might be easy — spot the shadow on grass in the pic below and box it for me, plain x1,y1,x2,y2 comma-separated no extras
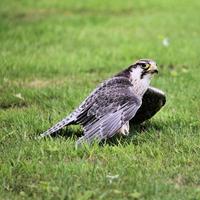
46,120,167,146
47,125,82,139
0,101,28,110
103,121,166,146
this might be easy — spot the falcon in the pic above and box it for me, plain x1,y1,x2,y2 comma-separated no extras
40,59,166,146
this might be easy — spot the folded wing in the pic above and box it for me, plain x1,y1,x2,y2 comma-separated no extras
131,86,166,124
76,78,142,145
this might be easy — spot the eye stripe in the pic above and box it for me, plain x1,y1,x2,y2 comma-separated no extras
140,63,150,70
145,63,151,69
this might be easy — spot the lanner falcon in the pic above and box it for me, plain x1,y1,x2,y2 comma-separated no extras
40,59,166,146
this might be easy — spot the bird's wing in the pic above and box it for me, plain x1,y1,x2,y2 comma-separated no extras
40,77,135,138
39,81,103,138
76,78,142,146
130,86,166,124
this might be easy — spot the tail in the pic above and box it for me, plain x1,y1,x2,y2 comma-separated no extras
39,115,76,138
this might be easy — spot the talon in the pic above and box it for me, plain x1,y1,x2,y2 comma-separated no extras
118,122,130,136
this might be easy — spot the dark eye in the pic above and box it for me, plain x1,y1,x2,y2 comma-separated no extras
141,63,150,70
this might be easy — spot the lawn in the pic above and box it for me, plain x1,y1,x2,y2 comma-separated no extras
0,0,200,199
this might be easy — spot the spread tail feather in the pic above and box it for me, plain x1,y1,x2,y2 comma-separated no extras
39,116,75,138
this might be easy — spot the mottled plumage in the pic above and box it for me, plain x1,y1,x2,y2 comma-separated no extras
40,59,165,146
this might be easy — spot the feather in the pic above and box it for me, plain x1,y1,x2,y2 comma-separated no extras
40,59,162,145
76,96,141,146
131,86,166,124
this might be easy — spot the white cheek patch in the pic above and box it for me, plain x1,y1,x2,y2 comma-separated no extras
129,67,152,96
130,68,142,81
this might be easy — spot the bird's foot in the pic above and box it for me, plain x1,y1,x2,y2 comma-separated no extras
118,122,130,136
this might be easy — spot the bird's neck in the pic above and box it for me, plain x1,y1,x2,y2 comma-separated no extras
129,72,151,96
131,79,150,96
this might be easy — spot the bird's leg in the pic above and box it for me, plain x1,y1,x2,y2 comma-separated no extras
118,121,130,136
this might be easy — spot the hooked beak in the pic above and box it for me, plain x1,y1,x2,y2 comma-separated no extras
148,64,158,74
151,69,158,74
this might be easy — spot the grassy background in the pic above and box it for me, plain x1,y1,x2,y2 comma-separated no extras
0,0,200,199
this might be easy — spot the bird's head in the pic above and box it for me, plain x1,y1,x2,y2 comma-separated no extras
116,59,158,95
130,59,158,79
117,59,158,80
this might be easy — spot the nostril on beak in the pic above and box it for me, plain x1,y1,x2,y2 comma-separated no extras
153,69,158,74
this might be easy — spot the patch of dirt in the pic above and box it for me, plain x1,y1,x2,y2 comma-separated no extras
172,174,186,188
3,73,98,89
169,174,200,189
3,78,67,89
1,7,134,24
27,79,52,88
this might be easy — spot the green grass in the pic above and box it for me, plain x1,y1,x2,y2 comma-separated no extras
0,0,200,199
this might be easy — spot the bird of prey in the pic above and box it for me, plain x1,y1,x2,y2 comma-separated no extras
40,59,166,146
